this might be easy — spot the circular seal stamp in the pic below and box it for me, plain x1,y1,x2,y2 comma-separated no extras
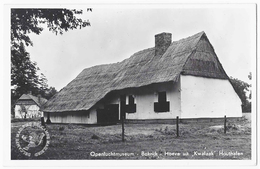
15,122,50,157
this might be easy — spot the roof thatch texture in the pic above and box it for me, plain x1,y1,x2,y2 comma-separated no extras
16,94,48,107
42,31,228,112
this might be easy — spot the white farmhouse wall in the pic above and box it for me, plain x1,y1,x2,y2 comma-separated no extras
44,108,97,124
128,82,181,119
101,81,181,120
180,75,242,118
15,105,43,118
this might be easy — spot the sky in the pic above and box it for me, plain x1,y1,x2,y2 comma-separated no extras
25,4,256,91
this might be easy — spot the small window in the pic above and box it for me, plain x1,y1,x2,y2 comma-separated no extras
158,91,167,103
126,95,136,113
129,95,135,105
154,91,170,112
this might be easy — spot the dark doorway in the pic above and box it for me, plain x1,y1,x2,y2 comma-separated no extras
97,104,119,125
154,91,170,112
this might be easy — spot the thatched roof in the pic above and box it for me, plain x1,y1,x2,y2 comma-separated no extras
16,94,48,107
42,31,228,112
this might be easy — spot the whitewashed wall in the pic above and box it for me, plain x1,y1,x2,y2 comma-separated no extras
127,82,181,119
101,81,181,120
44,108,97,124
15,105,43,118
180,75,242,118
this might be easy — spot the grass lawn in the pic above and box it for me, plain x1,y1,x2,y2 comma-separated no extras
11,117,251,160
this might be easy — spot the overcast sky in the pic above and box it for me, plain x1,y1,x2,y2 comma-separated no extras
26,4,256,91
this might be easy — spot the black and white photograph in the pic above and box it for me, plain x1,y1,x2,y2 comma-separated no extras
1,1,258,168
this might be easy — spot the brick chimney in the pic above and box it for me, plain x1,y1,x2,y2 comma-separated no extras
155,32,172,56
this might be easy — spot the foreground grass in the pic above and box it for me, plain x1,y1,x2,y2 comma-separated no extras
11,117,251,160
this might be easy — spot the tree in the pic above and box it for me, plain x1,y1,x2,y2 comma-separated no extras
37,74,58,100
11,42,40,98
43,87,58,100
38,73,49,96
11,9,90,50
229,76,251,112
11,8,90,104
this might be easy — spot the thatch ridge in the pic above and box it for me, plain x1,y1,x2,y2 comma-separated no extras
42,31,228,112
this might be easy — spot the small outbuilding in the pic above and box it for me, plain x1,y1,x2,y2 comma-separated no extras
42,31,242,124
14,94,47,118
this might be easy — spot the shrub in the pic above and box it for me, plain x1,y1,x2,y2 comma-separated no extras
91,134,99,139
59,126,65,131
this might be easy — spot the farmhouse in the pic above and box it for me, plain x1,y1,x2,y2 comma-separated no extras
42,31,242,124
14,94,47,118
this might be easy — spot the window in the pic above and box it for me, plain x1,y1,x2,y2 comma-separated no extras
129,95,134,105
126,95,136,113
154,91,170,112
158,91,167,103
